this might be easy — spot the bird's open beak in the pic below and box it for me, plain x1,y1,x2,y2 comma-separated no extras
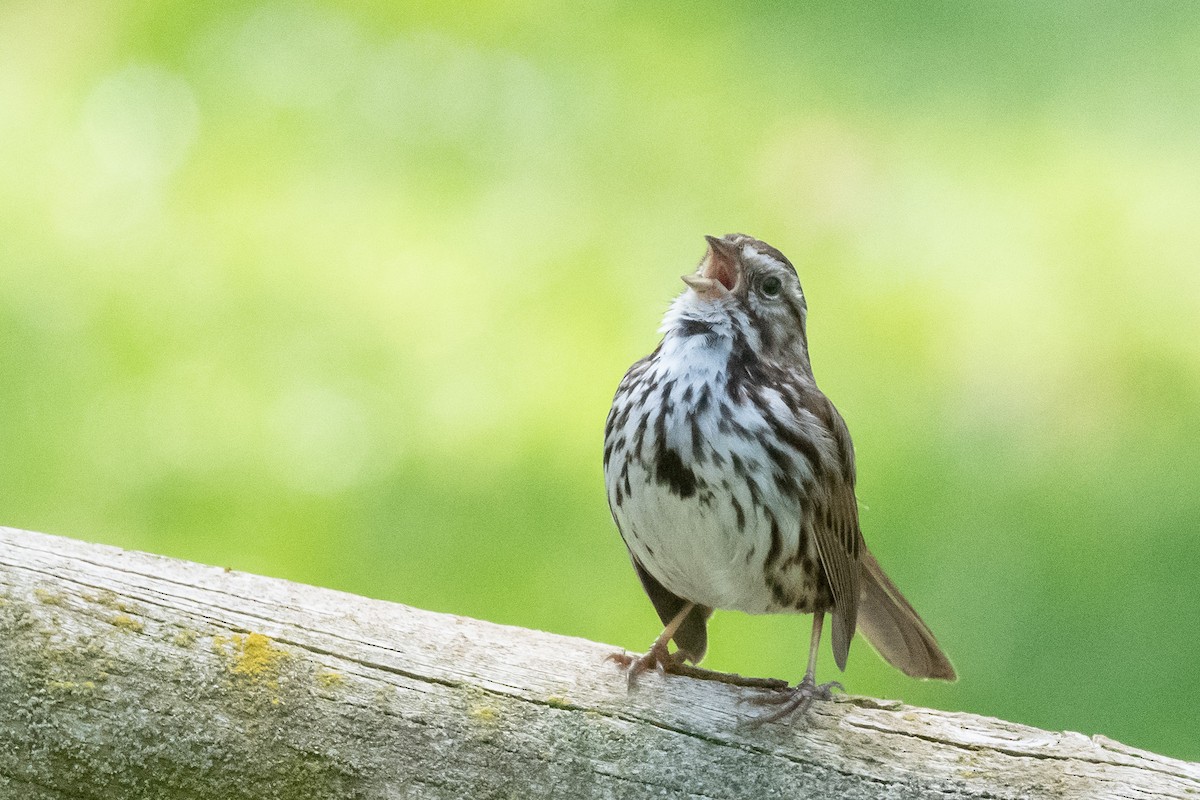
682,235,740,301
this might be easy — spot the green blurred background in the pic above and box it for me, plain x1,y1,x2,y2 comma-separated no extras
3,1,1199,761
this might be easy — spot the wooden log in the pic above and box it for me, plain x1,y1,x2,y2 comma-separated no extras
0,525,1196,799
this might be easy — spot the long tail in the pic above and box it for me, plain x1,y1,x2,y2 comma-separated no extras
856,548,957,681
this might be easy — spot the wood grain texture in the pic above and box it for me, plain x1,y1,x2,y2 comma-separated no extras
1,526,1196,799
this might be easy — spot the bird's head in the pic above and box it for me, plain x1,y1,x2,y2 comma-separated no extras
678,233,811,367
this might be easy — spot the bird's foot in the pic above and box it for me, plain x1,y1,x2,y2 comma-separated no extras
607,640,686,688
739,675,844,728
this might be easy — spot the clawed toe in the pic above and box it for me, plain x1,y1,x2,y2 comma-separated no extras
608,641,686,688
739,678,842,727
605,651,635,668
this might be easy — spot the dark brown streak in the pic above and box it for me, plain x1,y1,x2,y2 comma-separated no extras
769,415,824,479
632,411,650,456
765,512,783,568
654,444,698,499
679,318,715,339
752,306,775,353
730,495,746,531
724,328,762,402
694,385,711,415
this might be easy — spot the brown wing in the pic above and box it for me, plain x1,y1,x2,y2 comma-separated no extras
806,400,865,671
810,477,863,670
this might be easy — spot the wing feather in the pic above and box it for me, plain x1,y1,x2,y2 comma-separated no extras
810,480,862,669
806,399,864,671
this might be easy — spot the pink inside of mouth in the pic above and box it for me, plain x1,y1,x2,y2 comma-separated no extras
708,258,737,290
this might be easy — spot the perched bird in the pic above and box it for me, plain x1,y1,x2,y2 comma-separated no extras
603,234,955,721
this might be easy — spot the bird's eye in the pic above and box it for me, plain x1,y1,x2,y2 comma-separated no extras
760,276,783,297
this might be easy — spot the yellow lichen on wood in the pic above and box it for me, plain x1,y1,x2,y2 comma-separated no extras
212,632,289,688
468,705,499,723
88,590,138,614
315,669,345,688
110,614,144,632
34,588,67,606
172,628,198,648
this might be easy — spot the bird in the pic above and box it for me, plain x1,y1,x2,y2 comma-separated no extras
603,233,955,722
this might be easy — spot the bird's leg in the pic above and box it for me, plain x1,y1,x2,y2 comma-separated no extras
741,612,844,726
608,603,694,688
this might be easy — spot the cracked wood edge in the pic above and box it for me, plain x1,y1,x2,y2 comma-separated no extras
0,525,1196,800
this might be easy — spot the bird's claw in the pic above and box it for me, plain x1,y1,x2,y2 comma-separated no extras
607,640,685,688
738,676,843,727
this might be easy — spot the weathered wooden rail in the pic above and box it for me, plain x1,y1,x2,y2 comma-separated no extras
0,526,1196,799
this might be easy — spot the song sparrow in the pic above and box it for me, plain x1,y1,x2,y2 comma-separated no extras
603,233,955,722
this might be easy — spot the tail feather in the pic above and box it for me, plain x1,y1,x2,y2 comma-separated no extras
857,548,957,681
